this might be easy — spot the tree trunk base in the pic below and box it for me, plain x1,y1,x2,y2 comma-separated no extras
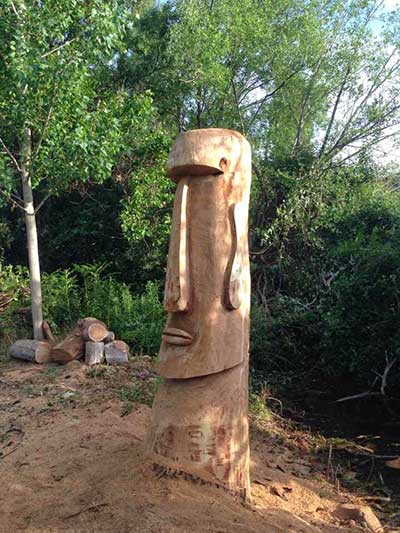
145,360,250,500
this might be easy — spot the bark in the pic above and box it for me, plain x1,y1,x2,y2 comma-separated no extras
105,340,129,365
85,341,105,365
21,127,44,340
9,339,52,363
51,324,85,364
103,331,115,344
42,320,55,343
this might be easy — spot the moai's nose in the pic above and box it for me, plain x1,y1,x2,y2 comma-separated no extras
164,178,190,313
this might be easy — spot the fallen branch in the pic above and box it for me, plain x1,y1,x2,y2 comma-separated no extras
42,320,55,343
336,391,381,403
335,357,398,412
360,495,391,503
0,443,21,459
62,502,108,520
377,355,397,396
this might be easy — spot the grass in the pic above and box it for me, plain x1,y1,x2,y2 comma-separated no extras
86,365,108,379
0,340,9,364
119,377,162,407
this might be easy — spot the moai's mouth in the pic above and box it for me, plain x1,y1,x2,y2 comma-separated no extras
162,328,193,346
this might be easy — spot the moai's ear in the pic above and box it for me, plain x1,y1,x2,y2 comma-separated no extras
224,202,247,310
164,178,190,312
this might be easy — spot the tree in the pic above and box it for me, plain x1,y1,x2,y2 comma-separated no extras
119,0,399,165
0,0,155,339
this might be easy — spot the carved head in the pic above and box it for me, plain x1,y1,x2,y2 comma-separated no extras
157,128,252,379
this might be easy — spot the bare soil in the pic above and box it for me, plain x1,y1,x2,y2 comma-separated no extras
0,356,387,532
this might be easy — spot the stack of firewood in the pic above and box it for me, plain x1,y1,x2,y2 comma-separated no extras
8,317,130,366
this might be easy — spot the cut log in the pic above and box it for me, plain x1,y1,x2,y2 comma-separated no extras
51,324,85,364
42,320,55,343
8,339,52,363
105,340,129,365
85,341,105,365
50,318,108,364
77,317,106,328
103,331,115,344
82,320,108,342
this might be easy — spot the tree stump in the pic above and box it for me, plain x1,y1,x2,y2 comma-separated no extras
105,340,129,364
8,339,52,363
85,341,104,365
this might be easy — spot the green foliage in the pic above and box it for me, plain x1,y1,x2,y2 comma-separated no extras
0,262,30,300
0,219,12,256
75,264,165,353
0,262,31,340
120,281,165,354
249,386,273,422
119,128,174,276
250,164,400,390
251,297,320,378
119,377,162,407
318,186,400,379
122,0,400,165
0,261,165,354
0,0,163,259
41,269,80,332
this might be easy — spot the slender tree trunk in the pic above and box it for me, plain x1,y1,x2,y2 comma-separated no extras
21,127,44,340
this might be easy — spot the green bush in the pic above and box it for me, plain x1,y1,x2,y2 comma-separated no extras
250,168,400,391
0,263,31,342
121,281,165,354
74,263,165,353
42,269,80,334
0,262,165,355
318,188,400,381
250,296,321,389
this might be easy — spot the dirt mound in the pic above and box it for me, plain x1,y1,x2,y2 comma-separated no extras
0,358,383,532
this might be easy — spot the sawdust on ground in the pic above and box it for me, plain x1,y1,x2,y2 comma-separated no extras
0,357,383,532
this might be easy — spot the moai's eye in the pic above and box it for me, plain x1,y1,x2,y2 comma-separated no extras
219,157,228,171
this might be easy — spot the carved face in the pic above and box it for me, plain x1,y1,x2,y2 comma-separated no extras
156,129,251,379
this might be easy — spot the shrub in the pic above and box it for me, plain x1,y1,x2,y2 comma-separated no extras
121,281,165,354
0,263,31,342
250,296,321,388
251,169,400,392
318,188,400,382
42,269,80,334
74,263,165,353
0,261,165,356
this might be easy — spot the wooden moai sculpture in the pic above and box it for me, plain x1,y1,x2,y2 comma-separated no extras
146,128,252,499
